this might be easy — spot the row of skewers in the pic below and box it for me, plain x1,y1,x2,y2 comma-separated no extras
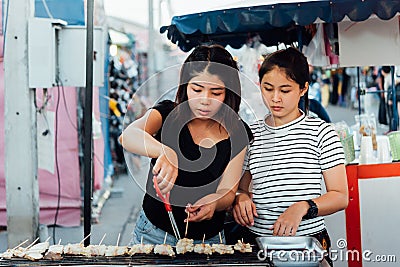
1,209,253,262
0,233,252,262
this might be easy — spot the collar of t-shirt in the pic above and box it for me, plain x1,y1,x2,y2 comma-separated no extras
262,109,306,133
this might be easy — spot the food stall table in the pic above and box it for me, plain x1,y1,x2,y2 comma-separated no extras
345,162,400,267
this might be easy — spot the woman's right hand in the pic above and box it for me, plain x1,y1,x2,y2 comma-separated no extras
152,145,178,195
232,192,258,227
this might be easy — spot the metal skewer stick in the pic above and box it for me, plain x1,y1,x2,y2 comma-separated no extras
44,236,51,243
140,236,143,245
218,232,222,244
168,212,180,239
202,234,205,244
99,234,106,245
79,233,91,245
58,239,62,245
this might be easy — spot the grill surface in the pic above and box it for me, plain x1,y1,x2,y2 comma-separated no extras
0,251,273,266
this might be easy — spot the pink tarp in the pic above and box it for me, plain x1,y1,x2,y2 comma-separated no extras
36,87,82,226
93,88,105,192
0,49,104,228
1,85,104,227
0,84,82,226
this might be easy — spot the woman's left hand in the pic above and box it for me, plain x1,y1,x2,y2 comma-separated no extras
185,195,218,222
270,201,308,236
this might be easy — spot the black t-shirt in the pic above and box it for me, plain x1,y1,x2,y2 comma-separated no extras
142,100,252,240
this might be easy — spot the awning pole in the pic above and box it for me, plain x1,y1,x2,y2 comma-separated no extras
390,66,398,130
357,67,361,116
297,26,303,51
83,0,94,247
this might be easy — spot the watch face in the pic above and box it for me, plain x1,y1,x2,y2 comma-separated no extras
310,207,318,217
307,200,318,218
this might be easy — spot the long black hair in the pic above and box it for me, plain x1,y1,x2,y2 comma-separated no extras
258,47,310,112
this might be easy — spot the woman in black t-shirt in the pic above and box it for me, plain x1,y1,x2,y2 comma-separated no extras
120,45,252,245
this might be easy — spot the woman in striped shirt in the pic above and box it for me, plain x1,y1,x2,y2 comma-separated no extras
231,47,348,266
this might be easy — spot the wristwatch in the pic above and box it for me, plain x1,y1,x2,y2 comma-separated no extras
304,199,318,219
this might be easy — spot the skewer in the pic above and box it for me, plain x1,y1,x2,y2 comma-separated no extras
25,237,40,250
12,239,29,250
79,233,91,245
140,236,143,245
58,239,62,245
99,234,106,245
185,211,190,237
116,233,121,246
44,236,52,243
163,232,167,244
194,234,212,255
218,232,222,244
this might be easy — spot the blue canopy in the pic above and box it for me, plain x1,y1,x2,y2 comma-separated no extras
160,0,400,52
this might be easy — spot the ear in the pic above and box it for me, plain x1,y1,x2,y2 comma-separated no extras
300,82,309,97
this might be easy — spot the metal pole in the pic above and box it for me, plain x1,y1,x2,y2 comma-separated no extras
147,0,157,101
391,66,398,130
297,26,303,52
158,0,162,31
148,0,156,78
84,0,94,246
357,67,361,116
4,0,39,247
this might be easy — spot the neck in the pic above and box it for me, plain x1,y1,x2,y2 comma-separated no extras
189,118,218,128
266,110,303,127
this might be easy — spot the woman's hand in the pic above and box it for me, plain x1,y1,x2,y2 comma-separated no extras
185,194,218,222
152,145,178,195
270,201,308,236
232,192,258,227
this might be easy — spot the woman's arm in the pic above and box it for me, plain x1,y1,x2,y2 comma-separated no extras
237,170,252,195
272,164,348,236
232,171,258,226
313,164,349,216
119,109,178,194
119,108,165,157
186,147,247,222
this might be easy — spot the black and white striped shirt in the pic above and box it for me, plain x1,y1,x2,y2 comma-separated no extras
245,112,345,236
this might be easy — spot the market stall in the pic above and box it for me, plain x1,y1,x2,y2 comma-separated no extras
160,1,400,267
345,162,400,267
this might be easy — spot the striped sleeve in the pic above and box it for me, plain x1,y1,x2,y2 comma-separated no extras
318,123,345,170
